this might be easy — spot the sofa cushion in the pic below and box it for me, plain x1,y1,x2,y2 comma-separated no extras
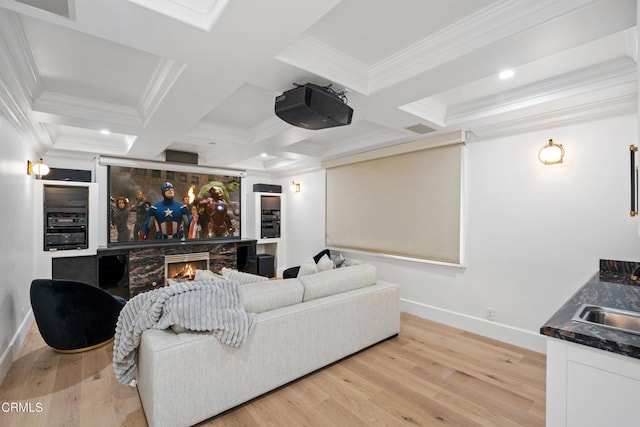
221,268,270,285
299,264,377,302
239,278,304,313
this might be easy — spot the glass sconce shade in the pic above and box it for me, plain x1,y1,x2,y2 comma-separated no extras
289,181,300,193
33,161,50,176
27,158,50,177
538,139,564,165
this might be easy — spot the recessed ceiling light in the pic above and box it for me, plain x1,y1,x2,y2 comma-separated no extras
260,153,268,157
100,129,111,135
499,69,515,79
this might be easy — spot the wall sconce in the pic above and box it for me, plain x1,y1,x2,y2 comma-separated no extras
538,139,565,165
289,181,301,193
27,158,50,179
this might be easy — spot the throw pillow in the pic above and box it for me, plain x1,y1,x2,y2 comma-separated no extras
170,324,188,334
221,267,270,285
194,269,225,281
316,254,334,272
297,257,318,277
331,253,345,268
342,258,364,267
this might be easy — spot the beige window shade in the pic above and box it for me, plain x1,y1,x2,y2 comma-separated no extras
325,134,464,264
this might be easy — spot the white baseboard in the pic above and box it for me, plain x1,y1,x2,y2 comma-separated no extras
0,310,34,384
401,298,547,354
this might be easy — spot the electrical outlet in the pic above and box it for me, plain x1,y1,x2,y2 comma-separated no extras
486,307,496,321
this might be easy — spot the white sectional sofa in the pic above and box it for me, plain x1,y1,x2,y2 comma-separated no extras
135,264,400,427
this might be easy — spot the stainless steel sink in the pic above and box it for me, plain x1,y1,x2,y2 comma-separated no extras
572,304,640,335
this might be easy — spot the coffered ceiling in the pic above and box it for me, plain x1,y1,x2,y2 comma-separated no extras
0,0,636,175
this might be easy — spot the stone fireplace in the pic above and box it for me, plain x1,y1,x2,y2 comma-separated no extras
164,252,210,284
126,241,243,297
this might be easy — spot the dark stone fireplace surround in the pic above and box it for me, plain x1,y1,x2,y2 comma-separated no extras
96,239,257,298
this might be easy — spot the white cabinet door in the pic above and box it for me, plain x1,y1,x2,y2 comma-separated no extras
547,338,640,427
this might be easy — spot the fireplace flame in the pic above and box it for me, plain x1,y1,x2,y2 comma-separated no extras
172,263,196,280
188,185,196,204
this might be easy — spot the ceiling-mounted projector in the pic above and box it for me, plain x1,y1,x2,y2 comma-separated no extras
274,83,353,130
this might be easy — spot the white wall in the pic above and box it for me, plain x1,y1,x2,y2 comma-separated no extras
0,116,37,381
275,170,327,269
278,114,640,352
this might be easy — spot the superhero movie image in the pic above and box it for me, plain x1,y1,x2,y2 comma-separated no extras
108,165,241,243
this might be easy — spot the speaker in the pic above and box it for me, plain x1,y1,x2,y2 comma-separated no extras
165,149,198,165
253,183,282,193
256,254,275,278
46,168,91,182
52,255,97,285
275,84,353,130
237,241,257,274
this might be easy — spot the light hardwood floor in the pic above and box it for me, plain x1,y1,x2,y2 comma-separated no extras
0,313,546,426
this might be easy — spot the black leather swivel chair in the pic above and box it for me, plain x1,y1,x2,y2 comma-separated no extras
30,279,126,353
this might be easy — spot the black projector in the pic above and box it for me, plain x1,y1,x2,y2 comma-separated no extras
274,83,353,130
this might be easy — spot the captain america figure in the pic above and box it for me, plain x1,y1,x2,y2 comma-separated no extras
140,182,191,240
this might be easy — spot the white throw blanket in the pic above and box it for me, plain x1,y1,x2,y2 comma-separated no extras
113,280,255,386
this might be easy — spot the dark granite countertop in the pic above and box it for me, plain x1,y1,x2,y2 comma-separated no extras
540,259,640,359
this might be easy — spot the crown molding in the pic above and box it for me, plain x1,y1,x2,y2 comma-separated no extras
0,0,76,23
398,98,447,128
262,156,300,171
275,1,597,98
44,122,137,155
0,74,52,153
33,91,143,127
275,33,370,94
52,133,132,155
138,57,187,126
623,26,637,62
42,122,60,141
0,11,51,151
126,0,230,31
0,11,41,102
0,8,184,133
0,9,150,135
446,56,636,124
470,93,636,139
368,0,595,93
322,130,466,169
320,127,419,163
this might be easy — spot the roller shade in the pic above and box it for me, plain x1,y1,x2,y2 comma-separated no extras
324,132,464,264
